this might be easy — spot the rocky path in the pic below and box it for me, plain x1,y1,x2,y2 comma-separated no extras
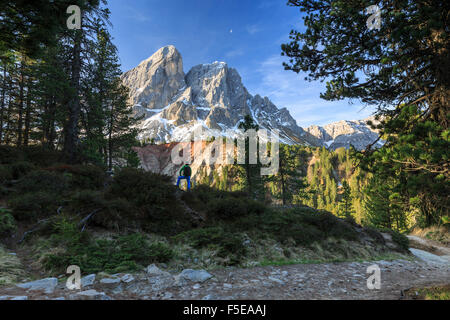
1,236,449,300
1,258,449,300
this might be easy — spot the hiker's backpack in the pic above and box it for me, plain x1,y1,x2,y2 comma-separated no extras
183,165,192,177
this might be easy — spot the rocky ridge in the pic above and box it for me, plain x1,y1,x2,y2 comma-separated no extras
121,45,319,146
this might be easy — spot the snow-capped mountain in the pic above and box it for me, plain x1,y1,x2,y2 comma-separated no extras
121,45,382,151
306,117,384,151
121,45,318,145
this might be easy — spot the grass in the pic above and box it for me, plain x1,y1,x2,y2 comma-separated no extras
404,285,450,300
0,246,26,286
410,225,449,245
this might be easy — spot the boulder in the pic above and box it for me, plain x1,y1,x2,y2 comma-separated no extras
17,277,58,294
178,269,213,283
81,274,96,288
73,289,112,300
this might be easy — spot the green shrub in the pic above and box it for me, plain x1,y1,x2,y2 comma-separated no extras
364,227,386,244
22,146,62,167
0,165,13,184
390,230,409,251
45,164,106,190
0,209,17,237
16,170,68,194
173,227,247,265
44,232,173,275
208,197,265,220
9,192,60,221
256,210,323,246
296,210,359,241
70,190,106,209
108,168,176,206
0,146,22,164
10,161,36,179
173,227,225,248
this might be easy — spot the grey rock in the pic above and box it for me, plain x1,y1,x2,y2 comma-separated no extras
148,274,175,291
126,282,155,296
0,296,28,300
268,277,285,285
17,278,58,294
178,269,213,283
146,264,170,277
202,294,219,300
121,274,135,283
74,290,112,300
100,277,121,285
111,284,124,295
163,292,173,299
81,274,96,288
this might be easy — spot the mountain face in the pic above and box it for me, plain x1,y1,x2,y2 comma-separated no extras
121,46,317,145
122,45,382,151
306,117,384,151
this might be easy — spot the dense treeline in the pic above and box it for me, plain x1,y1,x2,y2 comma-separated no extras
200,141,446,232
0,0,139,168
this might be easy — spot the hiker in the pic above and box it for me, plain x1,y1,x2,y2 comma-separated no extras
177,163,192,191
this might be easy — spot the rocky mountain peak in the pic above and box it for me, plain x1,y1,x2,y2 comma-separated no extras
121,45,185,116
306,117,384,150
121,46,381,149
121,46,314,145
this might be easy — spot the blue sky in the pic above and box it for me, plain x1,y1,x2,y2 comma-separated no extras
107,0,375,127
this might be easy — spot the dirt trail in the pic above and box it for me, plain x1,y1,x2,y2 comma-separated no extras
1,235,449,300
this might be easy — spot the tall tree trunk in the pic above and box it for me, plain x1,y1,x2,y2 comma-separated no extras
48,98,57,149
16,58,25,147
0,65,7,144
4,95,12,145
23,78,32,146
64,29,82,163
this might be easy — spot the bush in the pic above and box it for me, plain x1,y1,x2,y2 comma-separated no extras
0,165,13,184
9,192,60,221
16,170,68,194
44,231,173,275
0,209,17,237
45,165,106,190
108,168,176,206
296,210,359,241
209,198,265,220
390,230,409,251
173,227,247,265
22,146,62,167
10,161,36,179
364,227,386,244
0,146,22,164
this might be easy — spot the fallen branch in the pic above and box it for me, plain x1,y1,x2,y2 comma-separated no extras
78,208,102,232
18,218,51,244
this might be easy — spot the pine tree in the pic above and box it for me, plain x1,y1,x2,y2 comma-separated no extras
338,181,355,219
